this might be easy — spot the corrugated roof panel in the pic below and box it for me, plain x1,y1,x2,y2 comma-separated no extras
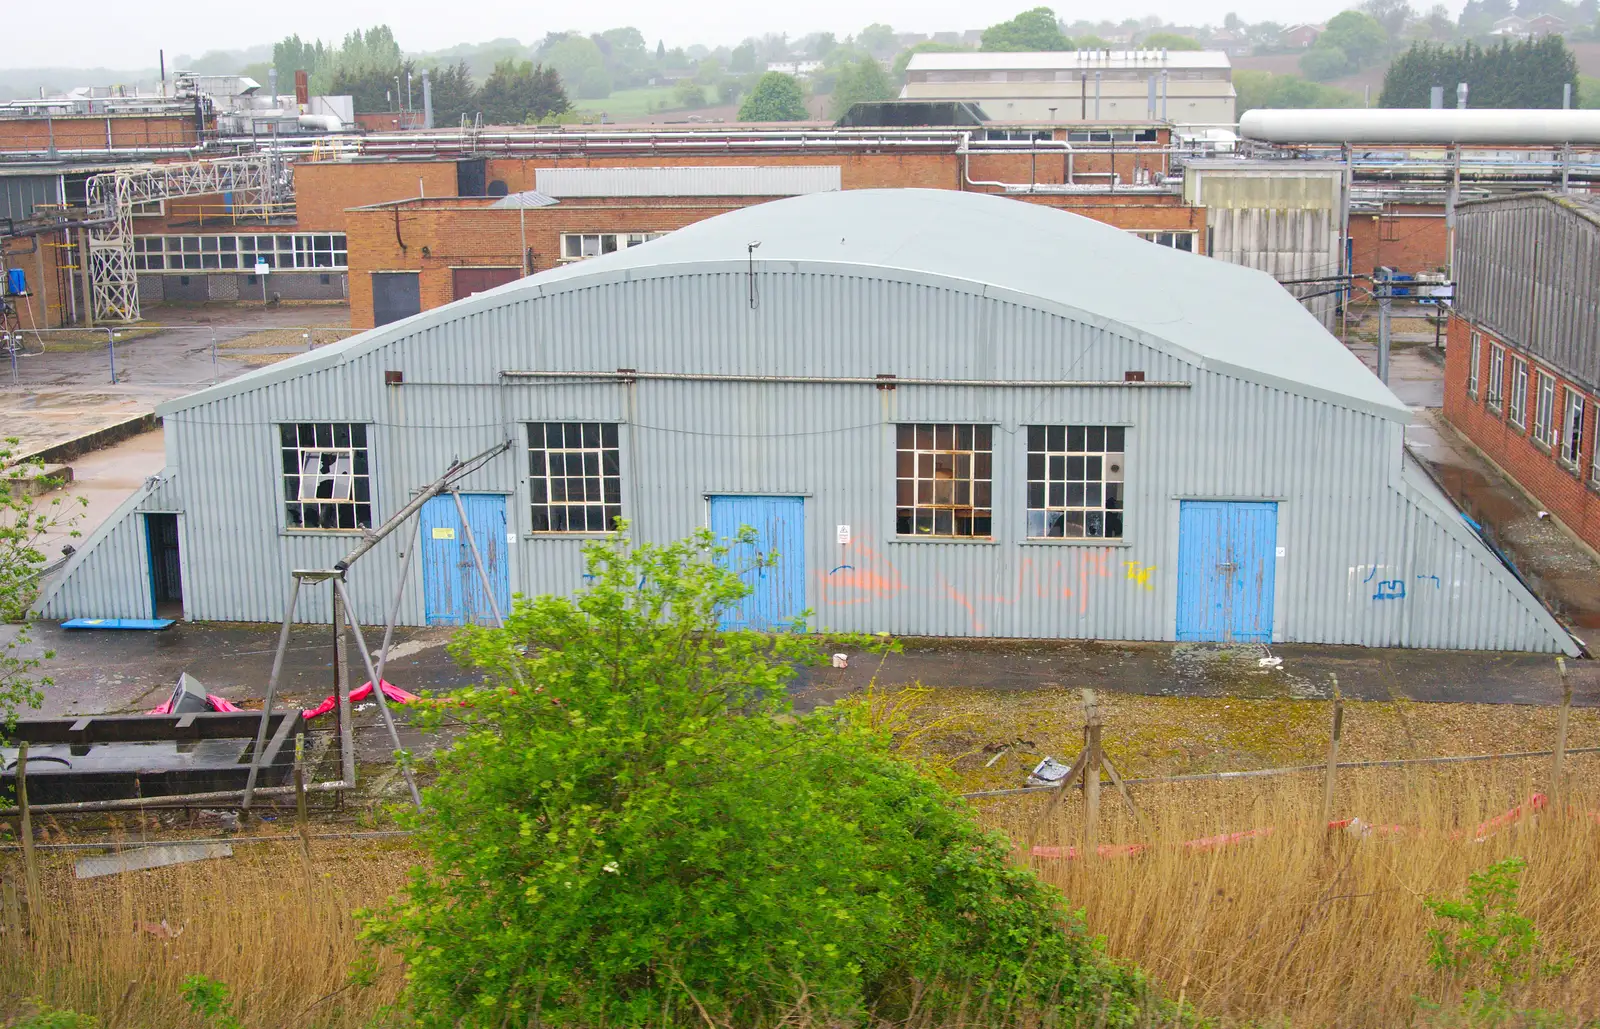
534,165,842,198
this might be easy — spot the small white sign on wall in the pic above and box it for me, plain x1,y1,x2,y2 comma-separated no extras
1276,547,1286,558
837,524,851,545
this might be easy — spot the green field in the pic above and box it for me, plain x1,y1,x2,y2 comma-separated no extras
572,86,694,120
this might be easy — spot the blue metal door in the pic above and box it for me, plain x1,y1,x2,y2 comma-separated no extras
1176,501,1277,643
420,493,511,626
708,496,806,631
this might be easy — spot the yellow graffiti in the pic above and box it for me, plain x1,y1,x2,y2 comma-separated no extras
1123,561,1158,591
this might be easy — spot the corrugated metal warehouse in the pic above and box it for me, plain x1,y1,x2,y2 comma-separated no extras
36,189,1575,653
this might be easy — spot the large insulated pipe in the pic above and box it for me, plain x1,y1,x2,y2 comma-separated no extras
1239,108,1600,145
421,69,434,130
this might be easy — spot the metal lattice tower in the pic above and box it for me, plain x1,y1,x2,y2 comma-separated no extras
86,155,280,323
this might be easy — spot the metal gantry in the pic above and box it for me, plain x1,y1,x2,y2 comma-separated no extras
85,154,282,322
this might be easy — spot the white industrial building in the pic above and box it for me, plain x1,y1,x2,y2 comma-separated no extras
900,50,1237,128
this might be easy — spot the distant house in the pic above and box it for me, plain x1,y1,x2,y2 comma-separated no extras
1527,13,1567,36
1281,24,1324,49
960,29,985,47
765,60,823,77
897,32,930,47
1207,30,1252,57
931,31,961,45
1491,14,1530,36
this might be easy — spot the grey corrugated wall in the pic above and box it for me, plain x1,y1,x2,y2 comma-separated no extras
1456,195,1600,392
35,262,1575,653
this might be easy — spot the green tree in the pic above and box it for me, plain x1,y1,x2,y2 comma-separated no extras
1361,0,1417,39
728,40,758,73
1142,32,1203,49
1235,69,1363,113
480,59,570,124
361,530,1157,1028
1300,45,1352,80
829,55,896,119
427,60,479,127
673,79,707,108
541,34,607,99
982,7,1073,50
737,71,809,120
859,22,898,55
1379,37,1579,106
2,440,82,724
329,59,411,112
1317,10,1390,68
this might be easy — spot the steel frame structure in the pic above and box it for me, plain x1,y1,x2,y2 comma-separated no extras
85,154,281,322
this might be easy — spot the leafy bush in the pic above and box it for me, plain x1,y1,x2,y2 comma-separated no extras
7,1001,99,1029
738,72,809,121
1420,857,1575,1026
364,529,1156,1028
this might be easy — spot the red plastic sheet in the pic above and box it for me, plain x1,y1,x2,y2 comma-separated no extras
150,694,243,714
301,680,418,720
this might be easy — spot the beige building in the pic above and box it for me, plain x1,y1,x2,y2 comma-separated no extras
900,50,1236,129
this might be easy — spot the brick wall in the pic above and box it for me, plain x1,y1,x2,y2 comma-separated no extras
293,159,459,232
1348,202,1448,277
1,231,69,328
1443,310,1600,552
0,114,202,153
345,191,1207,329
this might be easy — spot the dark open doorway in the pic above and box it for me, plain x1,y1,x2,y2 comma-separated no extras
145,513,183,619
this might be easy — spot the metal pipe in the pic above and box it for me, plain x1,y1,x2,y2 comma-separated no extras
241,576,302,809
0,780,351,817
333,577,422,809
332,578,355,788
500,370,1191,388
334,438,512,572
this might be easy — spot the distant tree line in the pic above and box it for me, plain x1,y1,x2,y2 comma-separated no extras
1378,36,1580,107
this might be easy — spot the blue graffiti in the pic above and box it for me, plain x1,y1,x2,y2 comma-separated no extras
1417,574,1441,590
829,564,855,575
1373,579,1406,601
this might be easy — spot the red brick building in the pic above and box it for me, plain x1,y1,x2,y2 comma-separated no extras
1444,192,1600,553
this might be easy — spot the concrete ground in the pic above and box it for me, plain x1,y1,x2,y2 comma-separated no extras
1,303,349,456
30,430,168,565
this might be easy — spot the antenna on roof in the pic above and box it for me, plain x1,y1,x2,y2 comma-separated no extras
747,241,762,310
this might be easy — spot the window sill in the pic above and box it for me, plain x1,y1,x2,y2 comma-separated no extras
1487,402,1502,414
1019,537,1132,548
1533,439,1553,454
890,536,1000,545
524,532,615,540
282,529,367,536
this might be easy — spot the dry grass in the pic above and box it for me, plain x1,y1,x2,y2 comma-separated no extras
0,837,409,1028
3,691,1599,1027
216,328,353,351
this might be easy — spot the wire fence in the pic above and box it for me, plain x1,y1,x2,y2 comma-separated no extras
1,324,355,388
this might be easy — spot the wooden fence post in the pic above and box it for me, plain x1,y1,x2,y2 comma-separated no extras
1083,689,1102,860
1321,682,1343,826
17,742,40,921
1552,657,1571,810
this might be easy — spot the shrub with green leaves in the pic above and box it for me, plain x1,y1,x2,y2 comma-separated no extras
364,528,1154,1027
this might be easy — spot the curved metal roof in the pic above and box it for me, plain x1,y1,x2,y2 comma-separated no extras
161,188,1405,419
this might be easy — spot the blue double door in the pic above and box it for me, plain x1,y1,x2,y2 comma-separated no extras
1175,501,1278,643
420,493,512,626
708,495,806,631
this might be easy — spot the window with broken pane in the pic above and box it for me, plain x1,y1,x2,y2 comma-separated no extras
895,423,993,538
1026,426,1125,540
528,422,621,533
280,422,371,530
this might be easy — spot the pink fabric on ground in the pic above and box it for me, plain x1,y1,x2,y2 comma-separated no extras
301,680,418,720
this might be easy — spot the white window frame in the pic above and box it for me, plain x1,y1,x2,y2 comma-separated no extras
527,422,622,534
133,233,348,273
1508,357,1529,429
1486,344,1505,410
1132,230,1196,252
559,231,669,262
1467,331,1480,399
1025,425,1126,540
131,199,165,218
279,422,371,531
1562,388,1586,468
1533,371,1556,446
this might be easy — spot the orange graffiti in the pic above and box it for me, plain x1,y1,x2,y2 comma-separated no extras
816,539,906,606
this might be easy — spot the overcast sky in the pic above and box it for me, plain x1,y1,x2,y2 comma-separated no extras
6,0,1463,70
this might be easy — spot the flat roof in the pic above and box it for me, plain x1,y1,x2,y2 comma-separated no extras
906,49,1232,72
